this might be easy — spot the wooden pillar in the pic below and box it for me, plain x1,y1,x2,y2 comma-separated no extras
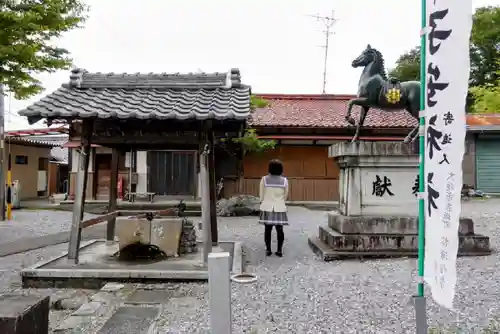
208,132,218,245
68,121,93,264
80,135,92,219
200,129,212,264
107,147,119,241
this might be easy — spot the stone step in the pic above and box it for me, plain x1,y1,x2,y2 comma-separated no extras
328,213,475,235
318,225,491,254
96,306,159,334
308,235,492,262
0,293,50,334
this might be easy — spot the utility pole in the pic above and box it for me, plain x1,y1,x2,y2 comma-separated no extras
0,84,6,221
308,11,337,94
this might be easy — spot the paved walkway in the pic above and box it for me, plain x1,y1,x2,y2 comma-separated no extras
0,200,500,332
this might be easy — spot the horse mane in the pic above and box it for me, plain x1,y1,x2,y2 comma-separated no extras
370,48,388,81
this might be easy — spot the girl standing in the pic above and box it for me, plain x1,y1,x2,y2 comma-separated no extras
259,159,289,257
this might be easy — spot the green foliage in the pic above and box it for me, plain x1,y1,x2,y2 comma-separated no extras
388,47,420,82
389,6,500,86
470,64,500,113
227,95,275,154
0,0,89,99
470,84,500,113
250,95,268,109
231,128,276,154
470,6,500,86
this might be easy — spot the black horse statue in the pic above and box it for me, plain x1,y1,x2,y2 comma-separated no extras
345,44,421,142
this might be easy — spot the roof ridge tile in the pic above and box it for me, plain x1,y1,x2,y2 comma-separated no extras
68,68,242,90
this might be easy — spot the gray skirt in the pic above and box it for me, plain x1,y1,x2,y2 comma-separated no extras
259,210,289,226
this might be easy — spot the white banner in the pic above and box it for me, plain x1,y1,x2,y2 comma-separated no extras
423,0,472,310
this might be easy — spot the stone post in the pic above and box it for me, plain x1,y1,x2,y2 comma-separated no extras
208,252,232,334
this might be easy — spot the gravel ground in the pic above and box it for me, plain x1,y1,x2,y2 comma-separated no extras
0,243,69,291
0,202,498,333
155,199,500,334
0,210,95,244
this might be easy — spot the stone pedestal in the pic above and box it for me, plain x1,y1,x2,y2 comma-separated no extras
308,142,491,261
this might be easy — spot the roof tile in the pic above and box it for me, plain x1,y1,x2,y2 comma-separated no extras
250,94,418,129
18,68,251,124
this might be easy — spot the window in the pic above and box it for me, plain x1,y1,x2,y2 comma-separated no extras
15,155,28,165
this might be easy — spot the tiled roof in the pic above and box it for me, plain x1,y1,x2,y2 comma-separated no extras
250,94,417,129
6,136,65,147
18,68,251,124
466,114,500,126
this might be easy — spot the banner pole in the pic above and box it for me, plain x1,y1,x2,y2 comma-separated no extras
414,0,428,332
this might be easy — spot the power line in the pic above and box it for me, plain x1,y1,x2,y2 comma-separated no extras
307,11,337,94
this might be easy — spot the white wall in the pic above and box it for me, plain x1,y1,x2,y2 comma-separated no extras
136,150,148,192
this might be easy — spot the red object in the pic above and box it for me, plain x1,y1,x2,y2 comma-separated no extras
117,176,123,200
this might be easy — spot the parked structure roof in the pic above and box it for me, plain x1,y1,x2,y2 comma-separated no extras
250,94,418,129
466,114,500,131
18,68,251,124
5,127,69,163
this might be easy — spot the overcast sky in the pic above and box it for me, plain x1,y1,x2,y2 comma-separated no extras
5,0,499,130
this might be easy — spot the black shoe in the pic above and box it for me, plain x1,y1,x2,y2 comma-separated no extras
266,250,272,256
275,251,283,257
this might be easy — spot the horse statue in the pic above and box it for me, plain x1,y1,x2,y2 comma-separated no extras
345,44,420,142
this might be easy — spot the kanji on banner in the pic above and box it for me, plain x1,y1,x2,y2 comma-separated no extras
423,0,472,310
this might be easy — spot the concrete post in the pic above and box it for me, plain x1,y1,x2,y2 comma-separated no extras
208,252,232,334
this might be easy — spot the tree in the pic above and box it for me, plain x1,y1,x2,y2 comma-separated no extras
388,46,420,82
389,6,500,86
0,0,88,99
469,65,500,113
229,95,276,154
470,6,500,86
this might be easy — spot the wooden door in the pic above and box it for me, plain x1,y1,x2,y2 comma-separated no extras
148,151,195,196
95,154,112,200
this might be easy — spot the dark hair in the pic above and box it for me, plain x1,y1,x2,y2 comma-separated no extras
268,159,283,176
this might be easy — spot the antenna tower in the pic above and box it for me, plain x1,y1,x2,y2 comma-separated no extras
308,11,337,94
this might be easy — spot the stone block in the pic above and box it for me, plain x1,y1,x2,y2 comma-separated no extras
96,306,159,334
331,142,420,217
125,290,173,304
309,234,491,261
328,141,415,158
116,217,197,255
319,225,416,252
116,217,151,250
318,225,491,254
328,213,475,235
72,301,102,316
179,219,197,254
150,218,183,257
0,293,49,334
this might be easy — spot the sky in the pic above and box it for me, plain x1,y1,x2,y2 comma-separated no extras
5,0,500,130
